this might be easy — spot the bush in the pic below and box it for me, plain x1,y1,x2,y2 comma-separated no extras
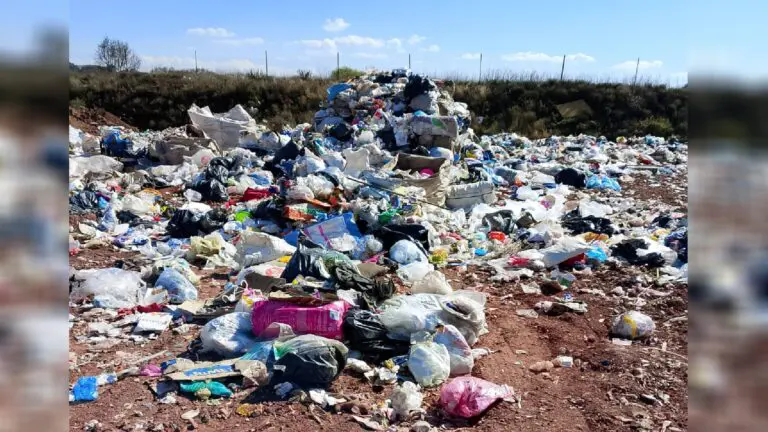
330,67,363,81
69,70,687,139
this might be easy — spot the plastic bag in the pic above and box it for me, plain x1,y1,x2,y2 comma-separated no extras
303,213,362,252
287,185,315,201
611,311,655,340
352,235,384,260
342,308,410,362
180,381,233,399
235,231,296,267
304,175,335,199
271,334,349,385
412,271,453,295
390,240,427,265
71,268,146,309
200,312,259,357
586,174,621,191
251,300,349,340
154,267,198,303
539,237,591,268
439,376,514,418
408,341,450,387
433,324,473,376
397,261,434,283
391,381,423,418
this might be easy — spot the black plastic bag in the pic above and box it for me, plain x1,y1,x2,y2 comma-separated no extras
333,263,394,309
375,224,430,254
199,208,228,233
69,191,100,214
342,308,410,363
562,214,616,236
482,210,516,234
403,74,437,102
273,140,301,165
280,238,330,283
191,178,228,201
611,239,666,268
166,209,203,238
329,122,353,141
270,335,348,386
554,168,586,188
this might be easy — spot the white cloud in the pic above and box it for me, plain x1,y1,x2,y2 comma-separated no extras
352,52,388,59
295,35,385,56
421,44,440,53
334,35,385,48
298,39,337,49
501,51,595,63
140,55,261,72
322,18,350,32
407,34,426,45
186,27,235,38
459,52,481,60
215,37,265,46
612,59,664,70
387,38,404,52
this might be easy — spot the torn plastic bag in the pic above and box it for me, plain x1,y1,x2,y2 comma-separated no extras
271,334,349,386
235,231,296,267
155,267,197,303
412,271,453,295
200,312,259,357
391,381,423,419
539,237,592,268
342,308,410,362
250,299,350,340
376,224,431,253
439,376,514,418
433,324,474,376
408,340,450,388
303,213,362,252
70,268,147,309
69,191,101,214
166,209,226,239
482,210,516,234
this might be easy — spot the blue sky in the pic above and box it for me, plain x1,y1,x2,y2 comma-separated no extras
22,0,756,85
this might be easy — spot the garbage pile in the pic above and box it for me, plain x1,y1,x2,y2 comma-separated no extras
68,71,687,426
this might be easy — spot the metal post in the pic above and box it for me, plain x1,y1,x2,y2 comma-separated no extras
479,53,483,81
560,55,566,80
194,50,198,73
633,57,640,85
336,52,340,80
408,53,411,69
265,50,268,76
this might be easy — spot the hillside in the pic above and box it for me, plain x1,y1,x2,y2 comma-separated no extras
70,71,687,139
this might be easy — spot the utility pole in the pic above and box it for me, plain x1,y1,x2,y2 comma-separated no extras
336,51,340,80
265,50,268,76
194,50,198,73
408,53,411,69
633,57,640,86
479,53,483,82
560,55,566,80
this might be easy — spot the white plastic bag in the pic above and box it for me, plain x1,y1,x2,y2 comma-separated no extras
434,324,474,376
408,341,450,387
578,200,612,218
390,381,423,418
397,261,434,283
287,185,314,201
412,271,453,295
611,311,655,340
390,240,427,265
71,268,147,309
235,231,296,267
200,312,259,357
539,237,591,267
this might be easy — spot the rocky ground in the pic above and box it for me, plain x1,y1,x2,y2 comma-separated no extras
69,171,688,432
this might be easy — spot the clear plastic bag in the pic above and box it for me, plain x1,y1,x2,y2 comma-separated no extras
433,324,474,376
304,175,335,199
439,376,514,418
408,341,450,388
412,271,453,295
397,261,434,283
200,312,258,357
71,268,146,309
154,267,198,304
390,240,427,265
611,310,655,340
287,185,315,201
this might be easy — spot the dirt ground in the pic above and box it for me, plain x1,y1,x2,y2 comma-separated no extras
70,107,138,135
68,173,688,432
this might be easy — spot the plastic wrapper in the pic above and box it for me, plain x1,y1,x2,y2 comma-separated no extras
433,324,474,376
70,268,147,309
408,341,450,387
251,300,349,340
439,376,514,418
235,231,296,268
539,237,591,268
200,312,259,357
287,185,315,201
412,270,453,295
391,381,423,418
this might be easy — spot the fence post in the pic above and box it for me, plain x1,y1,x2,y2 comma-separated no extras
194,50,198,73
336,52,340,80
560,55,566,80
632,57,640,86
265,50,268,76
408,53,411,69
479,53,483,82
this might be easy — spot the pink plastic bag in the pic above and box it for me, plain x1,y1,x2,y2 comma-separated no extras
439,376,514,418
250,300,349,340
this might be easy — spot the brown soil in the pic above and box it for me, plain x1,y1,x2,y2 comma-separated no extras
68,172,688,432
70,107,137,135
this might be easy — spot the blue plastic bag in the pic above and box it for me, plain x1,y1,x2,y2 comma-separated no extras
155,267,198,303
327,83,352,102
586,175,621,191
586,246,608,262
71,376,98,402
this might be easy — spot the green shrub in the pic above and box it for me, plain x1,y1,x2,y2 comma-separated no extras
330,67,363,81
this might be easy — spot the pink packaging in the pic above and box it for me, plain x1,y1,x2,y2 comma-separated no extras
439,376,514,418
250,300,350,340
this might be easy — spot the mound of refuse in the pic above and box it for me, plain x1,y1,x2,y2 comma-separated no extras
68,70,688,426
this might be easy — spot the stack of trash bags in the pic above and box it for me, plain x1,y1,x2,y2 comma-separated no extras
68,69,688,419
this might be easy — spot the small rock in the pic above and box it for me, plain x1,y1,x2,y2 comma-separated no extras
540,280,564,295
529,360,554,373
84,420,102,431
181,409,199,421
410,420,435,432
629,218,645,227
611,287,625,296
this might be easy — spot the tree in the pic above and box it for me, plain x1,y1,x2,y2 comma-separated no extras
94,37,141,72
